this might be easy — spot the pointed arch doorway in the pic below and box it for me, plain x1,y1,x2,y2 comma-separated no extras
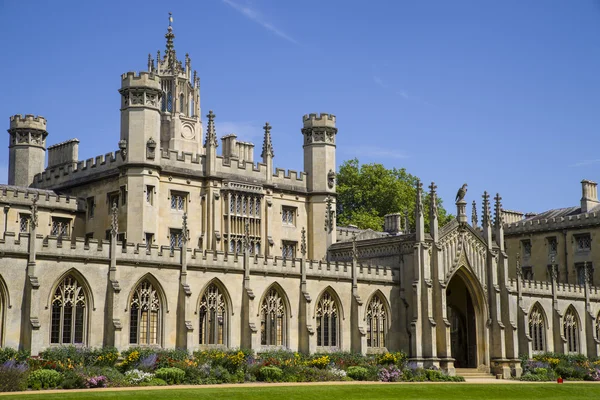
446,269,481,368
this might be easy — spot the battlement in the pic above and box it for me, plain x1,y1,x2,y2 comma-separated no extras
9,114,47,131
504,210,600,234
33,150,123,189
120,71,162,90
0,186,85,211
302,113,336,128
0,231,395,285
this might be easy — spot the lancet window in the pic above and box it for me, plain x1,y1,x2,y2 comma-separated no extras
316,291,340,348
51,275,87,345
366,294,387,348
529,304,546,353
129,280,161,346
563,307,579,353
199,284,227,346
260,288,286,346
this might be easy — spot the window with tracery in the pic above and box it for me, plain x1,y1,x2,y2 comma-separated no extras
51,217,70,238
170,229,183,251
316,291,339,348
224,191,262,256
529,304,546,352
19,214,30,233
563,307,579,353
199,284,227,345
129,280,161,346
366,295,387,348
179,93,184,114
260,288,286,346
167,92,173,112
51,275,87,345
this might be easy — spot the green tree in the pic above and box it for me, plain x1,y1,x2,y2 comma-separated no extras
336,158,453,231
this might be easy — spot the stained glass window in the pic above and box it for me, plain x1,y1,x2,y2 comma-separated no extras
130,279,161,345
51,275,87,345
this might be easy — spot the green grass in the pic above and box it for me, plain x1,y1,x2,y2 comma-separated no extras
1,383,599,400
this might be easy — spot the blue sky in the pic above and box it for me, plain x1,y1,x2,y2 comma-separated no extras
1,1,599,216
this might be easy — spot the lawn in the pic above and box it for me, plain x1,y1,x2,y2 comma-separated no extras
1,383,599,400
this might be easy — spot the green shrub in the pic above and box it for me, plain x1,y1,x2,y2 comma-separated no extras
258,366,283,382
59,370,87,389
347,366,369,381
0,348,30,364
139,377,168,386
154,367,185,384
0,361,29,392
28,369,62,390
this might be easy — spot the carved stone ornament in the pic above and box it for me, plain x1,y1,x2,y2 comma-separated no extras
327,170,336,189
118,139,128,161
146,137,157,159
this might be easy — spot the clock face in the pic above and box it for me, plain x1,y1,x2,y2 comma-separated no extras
181,124,195,140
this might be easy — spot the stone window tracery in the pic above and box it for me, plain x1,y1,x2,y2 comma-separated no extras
563,307,579,353
225,191,262,256
129,279,161,346
529,304,546,353
51,217,70,238
199,284,227,346
366,294,387,348
316,291,339,348
51,275,87,345
260,288,286,346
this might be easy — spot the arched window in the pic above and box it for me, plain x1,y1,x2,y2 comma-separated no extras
130,279,161,346
260,288,286,346
51,275,87,345
199,283,227,345
529,304,546,353
179,93,184,114
366,294,387,348
563,307,579,353
316,291,339,348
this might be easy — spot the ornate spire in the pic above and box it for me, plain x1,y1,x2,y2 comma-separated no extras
471,200,478,227
429,182,438,216
261,122,274,159
165,12,175,53
205,110,218,147
482,191,491,226
415,180,423,216
494,193,503,227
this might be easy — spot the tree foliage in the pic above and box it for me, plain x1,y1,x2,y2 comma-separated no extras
336,158,453,231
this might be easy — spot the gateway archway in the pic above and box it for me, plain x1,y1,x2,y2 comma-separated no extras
445,267,487,369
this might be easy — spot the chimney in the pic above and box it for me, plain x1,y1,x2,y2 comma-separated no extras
47,138,79,170
384,213,402,234
581,180,599,213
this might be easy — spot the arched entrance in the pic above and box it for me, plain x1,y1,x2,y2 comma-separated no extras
446,268,484,369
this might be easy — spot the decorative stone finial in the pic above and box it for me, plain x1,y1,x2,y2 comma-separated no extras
118,139,127,161
415,180,423,216
471,200,478,227
205,110,218,147
352,234,358,262
455,183,468,203
261,122,274,159
494,193,503,227
482,191,491,226
429,182,438,216
516,253,522,278
165,12,175,53
182,212,189,243
110,202,118,236
30,195,38,229
300,227,307,258
242,219,251,254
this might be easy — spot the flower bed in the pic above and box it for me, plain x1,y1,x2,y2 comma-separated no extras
0,346,463,392
519,352,600,381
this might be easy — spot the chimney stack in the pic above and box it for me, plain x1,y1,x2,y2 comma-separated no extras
384,213,402,234
581,180,599,213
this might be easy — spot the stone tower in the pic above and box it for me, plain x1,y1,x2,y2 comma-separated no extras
7,114,48,187
150,14,202,155
302,113,337,260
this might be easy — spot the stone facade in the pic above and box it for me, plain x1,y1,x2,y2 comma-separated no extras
2,16,600,379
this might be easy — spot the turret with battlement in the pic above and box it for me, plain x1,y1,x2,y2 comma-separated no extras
8,114,48,187
302,113,337,259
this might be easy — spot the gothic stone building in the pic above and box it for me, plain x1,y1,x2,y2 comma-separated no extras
2,18,600,379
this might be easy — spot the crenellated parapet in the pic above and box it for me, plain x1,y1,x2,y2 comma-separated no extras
301,113,337,146
504,210,600,235
120,71,162,90
120,72,162,110
9,114,48,133
0,186,85,212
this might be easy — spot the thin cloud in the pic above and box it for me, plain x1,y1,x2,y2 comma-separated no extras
221,0,299,45
342,146,409,160
372,72,430,106
569,159,600,167
373,75,388,89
